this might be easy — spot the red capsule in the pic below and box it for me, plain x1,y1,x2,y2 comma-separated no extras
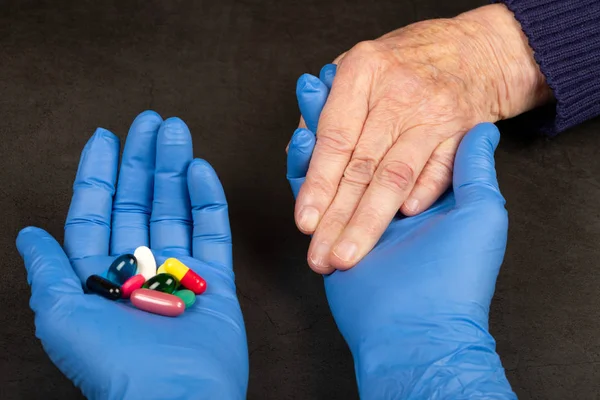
130,289,185,317
180,271,207,295
121,274,146,299
162,258,207,295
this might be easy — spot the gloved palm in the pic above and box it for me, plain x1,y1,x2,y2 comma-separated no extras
17,112,248,400
289,76,516,398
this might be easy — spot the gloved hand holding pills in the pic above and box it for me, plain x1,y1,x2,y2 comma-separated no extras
87,250,206,316
16,112,249,399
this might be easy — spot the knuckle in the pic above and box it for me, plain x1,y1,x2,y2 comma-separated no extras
355,208,386,238
333,52,347,65
420,154,454,191
376,160,415,193
351,40,379,55
317,128,355,155
304,174,336,199
343,156,378,186
320,209,351,234
347,41,386,70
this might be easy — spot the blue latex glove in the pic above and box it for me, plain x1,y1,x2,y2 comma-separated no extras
288,74,516,399
17,111,248,400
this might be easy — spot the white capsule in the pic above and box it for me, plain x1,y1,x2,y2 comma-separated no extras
133,246,157,280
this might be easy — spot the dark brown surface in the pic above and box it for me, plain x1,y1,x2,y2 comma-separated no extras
1,0,599,399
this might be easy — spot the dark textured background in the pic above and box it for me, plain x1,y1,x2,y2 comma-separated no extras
1,0,599,399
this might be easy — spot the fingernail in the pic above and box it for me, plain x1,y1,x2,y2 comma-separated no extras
333,241,357,262
404,198,420,214
309,242,330,269
298,206,319,232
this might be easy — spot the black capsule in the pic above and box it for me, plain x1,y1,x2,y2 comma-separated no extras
86,274,122,300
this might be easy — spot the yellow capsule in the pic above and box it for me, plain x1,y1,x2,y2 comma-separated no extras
163,258,189,281
157,263,168,275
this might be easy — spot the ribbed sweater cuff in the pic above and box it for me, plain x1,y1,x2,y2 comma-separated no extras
494,0,600,135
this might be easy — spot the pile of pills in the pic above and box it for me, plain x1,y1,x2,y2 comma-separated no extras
85,246,206,317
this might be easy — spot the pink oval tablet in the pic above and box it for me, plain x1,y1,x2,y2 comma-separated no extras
130,288,185,317
121,274,146,299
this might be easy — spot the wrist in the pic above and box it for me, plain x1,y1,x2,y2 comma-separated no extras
354,319,515,399
456,4,553,120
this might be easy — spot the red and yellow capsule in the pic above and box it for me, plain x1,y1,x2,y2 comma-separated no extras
162,258,207,295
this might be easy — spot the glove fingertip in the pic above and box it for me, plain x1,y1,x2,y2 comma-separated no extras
319,64,337,88
287,129,315,180
296,73,322,94
16,226,47,253
160,117,192,139
92,127,119,143
453,123,504,206
18,225,44,237
133,110,163,124
290,128,315,151
188,158,218,181
472,122,500,148
188,158,227,205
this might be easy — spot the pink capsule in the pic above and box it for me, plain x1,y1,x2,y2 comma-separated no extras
121,274,146,299
130,288,185,317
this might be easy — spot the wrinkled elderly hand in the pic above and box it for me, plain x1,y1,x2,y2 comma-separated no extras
288,121,515,399
294,4,551,273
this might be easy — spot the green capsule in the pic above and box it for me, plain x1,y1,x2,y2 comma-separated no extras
174,289,196,308
142,273,180,294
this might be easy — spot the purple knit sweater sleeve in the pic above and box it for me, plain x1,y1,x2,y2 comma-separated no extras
494,0,600,135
